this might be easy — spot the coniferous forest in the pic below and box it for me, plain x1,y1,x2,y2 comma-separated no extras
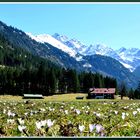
0,32,140,99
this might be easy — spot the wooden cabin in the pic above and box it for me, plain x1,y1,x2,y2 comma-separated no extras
88,88,115,99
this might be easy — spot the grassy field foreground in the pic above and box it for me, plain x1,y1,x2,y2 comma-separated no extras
0,93,139,137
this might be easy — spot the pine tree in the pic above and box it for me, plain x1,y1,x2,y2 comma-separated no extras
49,68,56,94
119,81,127,100
128,88,134,99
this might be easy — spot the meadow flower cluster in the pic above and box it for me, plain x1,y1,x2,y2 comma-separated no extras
1,100,140,137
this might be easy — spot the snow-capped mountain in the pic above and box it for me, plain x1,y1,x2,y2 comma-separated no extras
27,32,140,72
116,47,140,71
52,33,88,54
26,33,77,58
53,34,140,71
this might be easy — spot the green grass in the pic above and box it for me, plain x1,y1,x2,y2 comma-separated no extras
1,98,140,137
1,93,140,137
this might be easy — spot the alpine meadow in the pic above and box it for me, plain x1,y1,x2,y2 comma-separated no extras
1,4,140,137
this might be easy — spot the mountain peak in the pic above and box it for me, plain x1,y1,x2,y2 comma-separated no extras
52,33,69,42
117,47,127,53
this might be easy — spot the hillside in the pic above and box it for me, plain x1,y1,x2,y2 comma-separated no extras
0,20,139,88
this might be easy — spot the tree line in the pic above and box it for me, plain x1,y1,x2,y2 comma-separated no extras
119,81,140,100
0,62,118,96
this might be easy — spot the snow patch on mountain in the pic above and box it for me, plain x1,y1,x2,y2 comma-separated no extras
26,33,77,58
83,63,92,68
26,32,44,43
120,62,134,72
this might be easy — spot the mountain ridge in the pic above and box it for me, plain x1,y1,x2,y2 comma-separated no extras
0,20,139,88
30,32,140,72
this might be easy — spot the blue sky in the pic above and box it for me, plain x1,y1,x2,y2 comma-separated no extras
0,4,140,50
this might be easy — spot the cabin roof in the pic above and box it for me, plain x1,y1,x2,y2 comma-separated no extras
23,94,43,98
89,88,115,94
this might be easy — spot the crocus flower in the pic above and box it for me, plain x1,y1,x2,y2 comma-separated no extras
24,112,28,116
96,113,101,117
137,108,140,112
75,109,80,115
7,119,15,124
70,106,74,110
40,108,45,112
7,110,15,117
133,111,137,116
85,110,89,114
114,111,118,115
65,110,68,115
89,124,96,132
3,109,6,114
46,119,54,128
96,124,104,133
78,125,85,132
122,112,125,120
18,125,26,132
35,121,42,129
41,120,47,127
126,113,129,116
18,118,25,125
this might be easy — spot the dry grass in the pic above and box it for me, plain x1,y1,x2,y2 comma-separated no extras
0,94,130,102
0,95,22,101
44,93,87,101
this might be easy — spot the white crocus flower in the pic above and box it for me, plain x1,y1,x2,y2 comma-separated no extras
65,110,68,115
137,108,140,112
75,109,80,115
3,109,6,114
82,107,85,109
85,110,89,114
40,108,45,112
122,112,125,120
18,118,25,125
133,111,137,116
79,125,85,132
89,124,96,132
7,110,12,117
30,112,33,116
70,106,74,110
114,111,118,115
41,120,47,127
7,119,15,124
18,125,26,132
35,121,42,129
96,124,104,133
24,112,28,116
12,113,16,117
126,113,129,116
46,119,54,128
87,106,90,110
96,113,101,117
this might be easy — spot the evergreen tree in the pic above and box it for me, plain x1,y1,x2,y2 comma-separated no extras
94,73,102,88
49,68,56,94
128,88,134,99
134,81,140,99
83,72,94,92
119,81,127,100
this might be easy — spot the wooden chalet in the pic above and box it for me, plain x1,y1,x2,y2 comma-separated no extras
88,88,115,99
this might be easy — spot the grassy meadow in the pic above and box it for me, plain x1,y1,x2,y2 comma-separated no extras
1,93,140,137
